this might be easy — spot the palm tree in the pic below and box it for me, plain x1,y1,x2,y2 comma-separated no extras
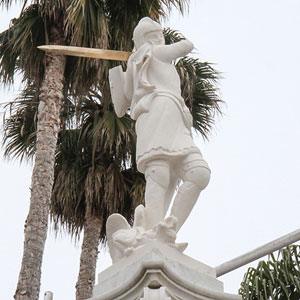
239,245,300,300
2,83,146,299
0,2,189,299
51,88,146,299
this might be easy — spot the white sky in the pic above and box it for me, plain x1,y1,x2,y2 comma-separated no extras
1,1,300,299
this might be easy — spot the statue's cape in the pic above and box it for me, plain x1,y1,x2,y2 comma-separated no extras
126,43,156,115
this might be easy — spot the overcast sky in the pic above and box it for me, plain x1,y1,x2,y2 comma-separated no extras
1,1,300,299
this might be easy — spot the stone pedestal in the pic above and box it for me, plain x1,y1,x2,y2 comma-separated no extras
89,241,241,300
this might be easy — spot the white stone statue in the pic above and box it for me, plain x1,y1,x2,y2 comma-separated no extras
108,17,211,262
38,23,242,300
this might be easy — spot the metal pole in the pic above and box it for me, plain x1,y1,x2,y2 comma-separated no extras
44,291,53,300
215,228,300,277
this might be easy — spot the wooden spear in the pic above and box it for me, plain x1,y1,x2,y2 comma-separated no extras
37,45,132,61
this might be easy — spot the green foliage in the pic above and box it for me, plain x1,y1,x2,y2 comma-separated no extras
50,88,144,239
239,245,300,300
64,0,109,92
106,0,188,51
0,1,108,92
164,27,185,44
0,4,45,85
2,84,39,161
0,0,23,9
2,83,73,160
0,0,189,93
176,57,221,139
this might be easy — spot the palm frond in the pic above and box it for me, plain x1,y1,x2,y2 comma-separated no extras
64,0,109,92
2,82,76,161
163,27,185,45
0,4,45,85
161,0,189,15
38,0,66,19
74,87,136,164
239,245,300,299
176,57,222,139
2,84,39,161
0,0,25,9
106,0,188,52
50,84,143,239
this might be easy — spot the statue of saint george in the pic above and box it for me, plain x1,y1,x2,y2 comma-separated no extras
108,17,211,262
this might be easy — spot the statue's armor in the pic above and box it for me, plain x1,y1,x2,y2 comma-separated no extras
125,44,201,173
147,56,182,97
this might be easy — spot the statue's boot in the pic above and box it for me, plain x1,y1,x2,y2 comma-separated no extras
144,160,170,230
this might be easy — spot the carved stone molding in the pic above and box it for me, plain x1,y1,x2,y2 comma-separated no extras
89,241,241,300
140,287,171,300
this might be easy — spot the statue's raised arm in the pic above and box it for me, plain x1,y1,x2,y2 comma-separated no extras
152,38,194,63
108,17,211,263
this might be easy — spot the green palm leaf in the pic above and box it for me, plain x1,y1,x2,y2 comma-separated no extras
0,4,45,85
2,84,38,160
239,245,300,300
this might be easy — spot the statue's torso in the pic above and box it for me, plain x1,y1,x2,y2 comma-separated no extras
127,50,199,172
147,56,182,96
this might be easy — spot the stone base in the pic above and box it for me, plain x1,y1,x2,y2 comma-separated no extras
90,241,241,300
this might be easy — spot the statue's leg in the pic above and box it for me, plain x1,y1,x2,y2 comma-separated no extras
163,174,178,218
170,153,211,232
144,159,170,230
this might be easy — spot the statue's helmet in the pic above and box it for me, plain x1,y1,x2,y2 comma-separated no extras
133,17,162,49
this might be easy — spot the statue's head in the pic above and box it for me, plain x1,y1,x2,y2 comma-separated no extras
133,17,164,49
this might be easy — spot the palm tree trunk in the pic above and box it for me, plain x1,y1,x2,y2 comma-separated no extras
14,24,66,300
76,216,103,300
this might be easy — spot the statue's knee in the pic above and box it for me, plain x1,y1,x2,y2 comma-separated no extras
184,165,211,190
145,163,170,188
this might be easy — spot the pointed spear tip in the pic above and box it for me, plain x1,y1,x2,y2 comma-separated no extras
37,45,47,51
37,45,60,51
